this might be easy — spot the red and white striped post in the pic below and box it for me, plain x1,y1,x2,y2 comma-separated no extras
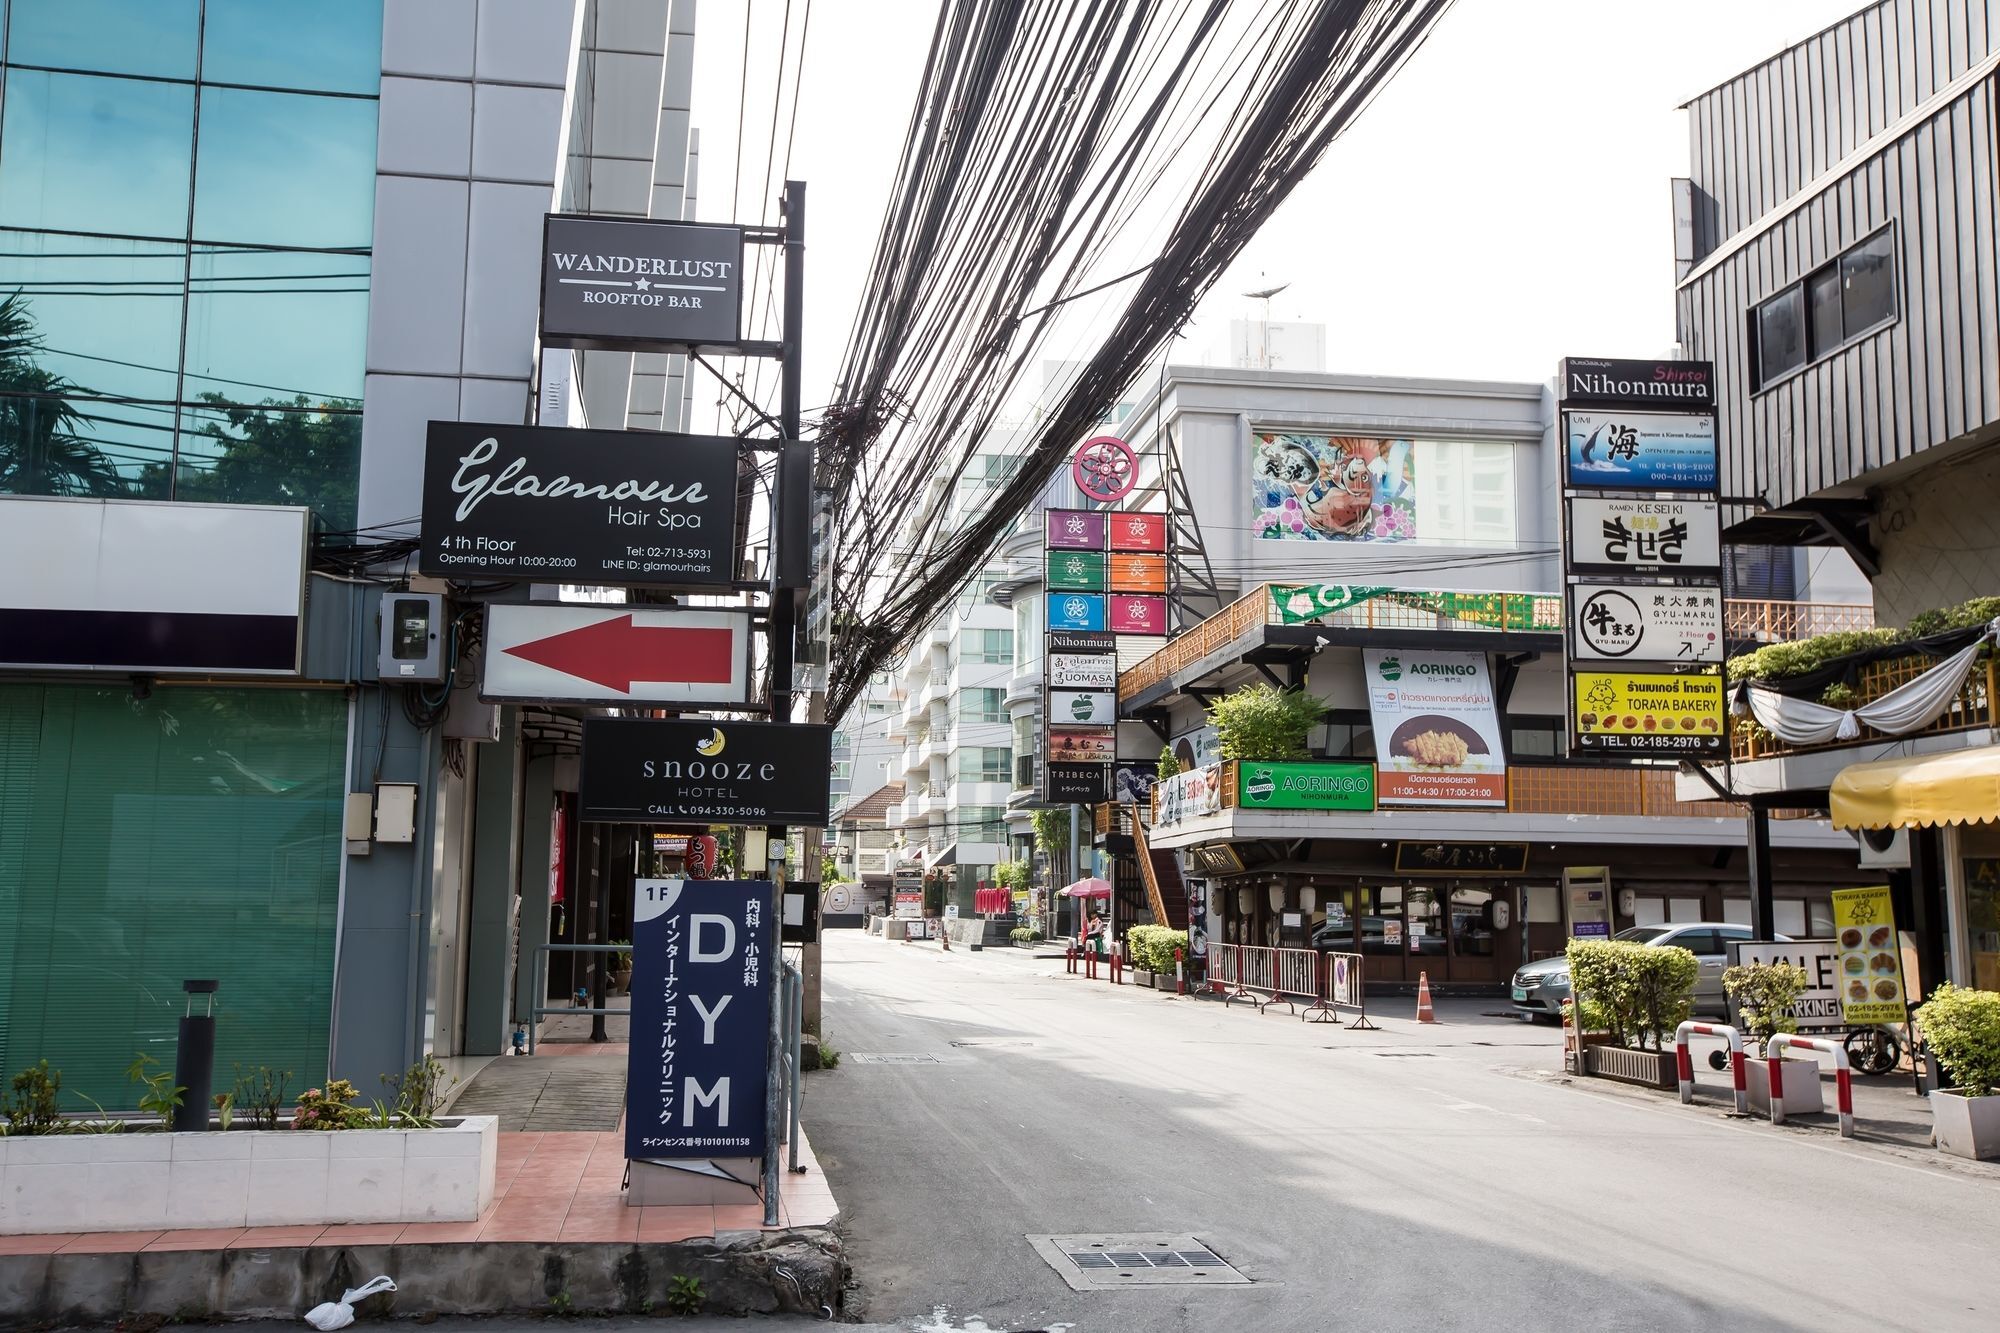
1769,1033,1854,1137
1673,1020,1748,1115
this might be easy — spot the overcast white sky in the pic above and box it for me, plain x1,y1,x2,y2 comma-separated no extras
690,0,1864,425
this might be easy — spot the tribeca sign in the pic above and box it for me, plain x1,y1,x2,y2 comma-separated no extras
540,215,744,351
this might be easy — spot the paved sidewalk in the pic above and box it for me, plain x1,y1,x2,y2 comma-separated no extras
448,997,632,1131
0,1127,836,1257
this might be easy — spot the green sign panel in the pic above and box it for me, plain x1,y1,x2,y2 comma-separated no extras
1234,761,1375,811
1269,584,1563,631
1046,549,1106,591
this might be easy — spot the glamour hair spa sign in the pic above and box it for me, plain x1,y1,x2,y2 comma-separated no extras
418,421,739,587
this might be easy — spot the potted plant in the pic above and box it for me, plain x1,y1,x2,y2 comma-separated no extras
611,939,634,994
1914,983,2000,1160
1206,683,1328,761
1723,959,1821,1116
1568,939,1697,1088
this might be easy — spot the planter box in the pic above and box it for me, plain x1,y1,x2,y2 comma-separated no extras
1131,969,1156,988
1155,973,1179,992
1929,1089,2000,1160
1583,1045,1677,1089
0,1116,498,1234
1746,1058,1825,1117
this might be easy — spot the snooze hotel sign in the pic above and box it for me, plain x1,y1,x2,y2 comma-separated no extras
540,214,744,352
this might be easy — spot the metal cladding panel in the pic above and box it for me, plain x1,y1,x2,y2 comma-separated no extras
1683,0,1996,257
1676,73,2000,514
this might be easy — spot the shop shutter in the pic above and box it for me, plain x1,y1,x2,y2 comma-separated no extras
0,685,345,1112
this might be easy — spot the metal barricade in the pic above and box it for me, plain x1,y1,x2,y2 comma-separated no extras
527,942,627,1054
1313,951,1376,1029
1235,946,1278,1011
1272,947,1320,1015
1206,943,1246,1002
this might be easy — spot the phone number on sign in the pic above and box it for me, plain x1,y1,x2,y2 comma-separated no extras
1583,733,1718,750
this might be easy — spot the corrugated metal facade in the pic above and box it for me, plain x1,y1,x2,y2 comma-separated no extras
1684,0,1995,255
1674,0,2000,514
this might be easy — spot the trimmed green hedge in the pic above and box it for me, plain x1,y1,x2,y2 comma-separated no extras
1124,925,1189,974
1566,939,1698,1051
1727,593,2000,685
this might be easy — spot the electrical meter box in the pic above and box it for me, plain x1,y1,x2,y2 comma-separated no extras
377,592,446,682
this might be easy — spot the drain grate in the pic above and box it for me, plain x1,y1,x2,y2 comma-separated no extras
846,1053,942,1064
1027,1234,1251,1290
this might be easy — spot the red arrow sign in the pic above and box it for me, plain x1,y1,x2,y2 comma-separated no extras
501,614,735,693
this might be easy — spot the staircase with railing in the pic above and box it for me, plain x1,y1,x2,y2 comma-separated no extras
1129,805,1189,931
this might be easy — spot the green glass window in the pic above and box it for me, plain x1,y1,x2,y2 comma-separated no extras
956,687,1005,722
0,684,346,1110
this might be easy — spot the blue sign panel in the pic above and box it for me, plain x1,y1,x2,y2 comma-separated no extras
1045,592,1107,631
1564,411,1718,492
625,878,773,1161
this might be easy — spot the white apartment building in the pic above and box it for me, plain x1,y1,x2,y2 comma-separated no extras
880,449,1024,908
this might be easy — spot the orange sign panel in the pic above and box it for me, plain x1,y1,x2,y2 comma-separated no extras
1108,552,1167,593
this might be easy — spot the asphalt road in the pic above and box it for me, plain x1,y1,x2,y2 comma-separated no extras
805,931,2000,1332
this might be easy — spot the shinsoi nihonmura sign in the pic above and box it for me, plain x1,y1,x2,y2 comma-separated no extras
625,878,773,1161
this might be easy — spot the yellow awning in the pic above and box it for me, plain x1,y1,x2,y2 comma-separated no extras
1830,745,2000,830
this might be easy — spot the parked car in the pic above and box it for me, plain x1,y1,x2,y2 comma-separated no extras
1510,923,1786,1022
1310,916,1445,956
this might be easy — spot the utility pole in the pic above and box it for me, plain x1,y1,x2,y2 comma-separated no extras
762,180,807,1228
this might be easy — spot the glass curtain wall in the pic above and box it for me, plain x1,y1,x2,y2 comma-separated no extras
0,683,347,1107
0,1,382,530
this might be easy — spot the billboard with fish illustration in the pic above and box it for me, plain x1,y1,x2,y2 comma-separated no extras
1253,433,1416,542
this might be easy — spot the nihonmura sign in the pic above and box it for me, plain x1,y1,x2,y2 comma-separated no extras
541,215,744,351
625,878,773,1161
1558,357,1715,411
418,421,740,587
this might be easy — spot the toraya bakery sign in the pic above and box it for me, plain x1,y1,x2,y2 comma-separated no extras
540,215,744,350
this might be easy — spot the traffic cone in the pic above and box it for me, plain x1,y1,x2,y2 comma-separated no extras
1416,971,1438,1024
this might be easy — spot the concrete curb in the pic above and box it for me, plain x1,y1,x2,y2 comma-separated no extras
0,1229,847,1328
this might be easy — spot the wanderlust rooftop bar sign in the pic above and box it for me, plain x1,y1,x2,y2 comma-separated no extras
541,215,745,352
418,421,739,587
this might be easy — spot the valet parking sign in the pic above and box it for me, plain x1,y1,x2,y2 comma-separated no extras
626,878,773,1161
1556,357,1725,755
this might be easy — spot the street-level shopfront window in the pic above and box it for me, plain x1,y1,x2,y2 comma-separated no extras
0,0,382,528
1961,825,2000,993
0,682,346,1107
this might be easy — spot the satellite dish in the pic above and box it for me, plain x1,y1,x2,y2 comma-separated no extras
1243,283,1290,300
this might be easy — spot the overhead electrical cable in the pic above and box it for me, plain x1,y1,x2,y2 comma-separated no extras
818,0,1455,718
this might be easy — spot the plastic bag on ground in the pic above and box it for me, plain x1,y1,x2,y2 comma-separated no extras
304,1275,396,1330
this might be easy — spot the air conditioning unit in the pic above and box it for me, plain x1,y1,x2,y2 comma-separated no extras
1854,826,1910,869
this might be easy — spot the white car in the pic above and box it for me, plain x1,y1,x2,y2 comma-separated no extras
1510,922,1788,1021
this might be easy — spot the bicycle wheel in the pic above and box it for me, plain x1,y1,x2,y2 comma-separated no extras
1844,1027,1898,1076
